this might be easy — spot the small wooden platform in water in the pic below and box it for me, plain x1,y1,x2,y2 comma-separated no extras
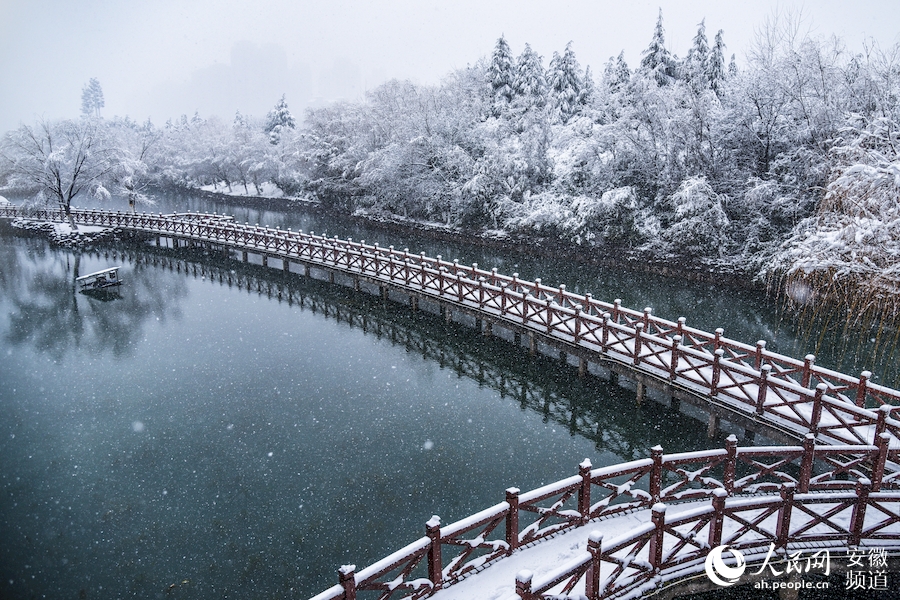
76,266,122,290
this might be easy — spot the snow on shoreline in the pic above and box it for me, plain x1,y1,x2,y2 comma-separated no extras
200,181,285,199
10,218,116,248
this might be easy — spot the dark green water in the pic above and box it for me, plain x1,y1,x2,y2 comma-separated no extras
0,192,895,600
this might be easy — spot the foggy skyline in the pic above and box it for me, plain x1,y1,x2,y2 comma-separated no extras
1,0,898,133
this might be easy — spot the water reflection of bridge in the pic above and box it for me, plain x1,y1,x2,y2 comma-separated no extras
90,242,721,462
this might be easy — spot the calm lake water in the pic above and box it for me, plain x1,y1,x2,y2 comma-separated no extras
0,192,895,599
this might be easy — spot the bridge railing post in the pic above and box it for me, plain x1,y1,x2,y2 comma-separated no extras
515,570,533,600
339,564,357,600
849,477,872,546
649,503,667,571
875,404,891,440
586,531,603,600
801,354,816,388
601,313,611,351
756,364,771,416
775,483,795,548
799,434,815,493
426,516,443,589
505,488,520,555
633,322,643,366
650,445,663,503
710,349,724,396
809,384,826,435
753,340,771,371
708,488,727,549
578,459,592,524
545,298,552,334
574,307,582,343
723,435,737,494
873,433,890,492
855,371,872,408
478,277,486,308
669,335,682,381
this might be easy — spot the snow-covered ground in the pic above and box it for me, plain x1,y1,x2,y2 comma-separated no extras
200,181,285,198
429,510,651,600
48,222,109,236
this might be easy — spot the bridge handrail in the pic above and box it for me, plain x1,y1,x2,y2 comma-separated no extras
321,432,898,599
520,485,900,599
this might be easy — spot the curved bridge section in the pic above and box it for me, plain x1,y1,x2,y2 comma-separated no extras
5,206,900,599
313,439,900,600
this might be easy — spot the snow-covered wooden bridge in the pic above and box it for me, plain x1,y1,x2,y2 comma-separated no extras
4,205,900,599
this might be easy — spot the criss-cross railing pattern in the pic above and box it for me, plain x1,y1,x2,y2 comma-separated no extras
5,205,900,599
518,483,900,600
303,433,899,600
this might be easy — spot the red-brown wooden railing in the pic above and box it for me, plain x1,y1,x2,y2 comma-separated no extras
304,432,898,600
516,482,900,599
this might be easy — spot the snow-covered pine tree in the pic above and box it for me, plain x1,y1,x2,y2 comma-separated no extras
264,94,296,144
548,42,582,123
489,36,516,112
80,78,105,119
603,51,631,92
707,30,727,96
578,65,595,107
728,54,738,77
513,43,546,108
640,9,677,86
684,20,710,88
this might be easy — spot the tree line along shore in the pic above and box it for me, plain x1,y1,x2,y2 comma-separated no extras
2,11,899,334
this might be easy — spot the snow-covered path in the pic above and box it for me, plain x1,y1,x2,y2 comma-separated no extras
429,510,652,600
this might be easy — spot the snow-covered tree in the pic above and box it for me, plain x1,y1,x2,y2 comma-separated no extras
661,177,730,256
264,94,296,145
489,36,516,112
708,30,727,96
640,9,677,86
768,116,900,318
548,42,583,123
106,116,159,210
1,118,118,223
603,51,631,93
578,65,595,107
513,43,546,107
683,19,710,87
80,78,105,119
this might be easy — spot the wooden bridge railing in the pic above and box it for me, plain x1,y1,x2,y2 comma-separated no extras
304,432,898,600
517,483,900,599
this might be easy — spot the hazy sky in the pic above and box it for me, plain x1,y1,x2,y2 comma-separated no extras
1,0,898,133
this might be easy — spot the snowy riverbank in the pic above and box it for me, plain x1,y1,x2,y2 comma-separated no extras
9,218,118,249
